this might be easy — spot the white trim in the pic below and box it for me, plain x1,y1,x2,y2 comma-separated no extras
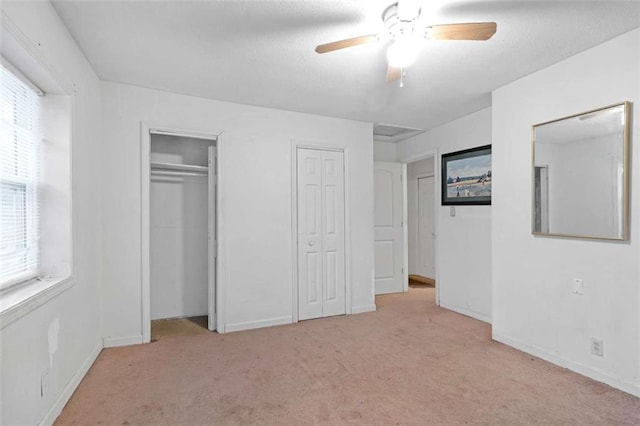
225,316,292,333
493,333,640,398
415,172,435,179
401,164,408,292
39,342,102,426
149,127,217,141
140,122,222,341
439,301,491,324
140,123,151,343
290,142,299,323
351,304,377,314
67,95,77,301
207,145,216,331
0,55,44,96
103,335,143,348
290,140,352,322
0,277,72,329
216,134,227,333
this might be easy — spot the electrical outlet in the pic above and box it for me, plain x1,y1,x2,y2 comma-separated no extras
450,206,455,217
590,338,604,357
572,278,583,295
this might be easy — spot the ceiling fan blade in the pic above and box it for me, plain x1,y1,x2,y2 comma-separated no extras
386,65,401,83
428,22,497,41
315,34,379,54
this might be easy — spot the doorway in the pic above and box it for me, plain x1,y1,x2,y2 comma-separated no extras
141,126,220,343
406,157,436,287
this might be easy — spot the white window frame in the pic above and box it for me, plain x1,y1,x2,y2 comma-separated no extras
0,46,74,329
1,62,41,290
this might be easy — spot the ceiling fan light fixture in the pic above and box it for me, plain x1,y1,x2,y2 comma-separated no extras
387,36,420,68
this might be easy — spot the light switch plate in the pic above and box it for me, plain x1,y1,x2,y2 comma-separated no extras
450,206,455,217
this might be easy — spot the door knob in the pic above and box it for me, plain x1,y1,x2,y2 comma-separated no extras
308,241,314,246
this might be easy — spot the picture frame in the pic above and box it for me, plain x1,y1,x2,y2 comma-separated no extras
441,145,492,206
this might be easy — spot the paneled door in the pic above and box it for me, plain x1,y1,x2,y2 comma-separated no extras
297,148,346,321
417,176,435,279
374,162,404,294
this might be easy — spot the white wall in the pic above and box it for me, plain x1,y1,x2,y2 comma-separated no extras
374,141,397,161
397,108,492,322
492,28,640,396
101,81,374,341
0,2,103,424
407,158,435,276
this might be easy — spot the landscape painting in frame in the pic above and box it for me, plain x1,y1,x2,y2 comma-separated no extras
441,145,492,205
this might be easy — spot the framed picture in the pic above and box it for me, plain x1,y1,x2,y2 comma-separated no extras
441,145,492,205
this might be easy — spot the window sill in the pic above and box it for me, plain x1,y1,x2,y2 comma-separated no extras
0,276,73,330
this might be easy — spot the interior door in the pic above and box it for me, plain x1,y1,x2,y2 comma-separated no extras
297,148,346,320
417,176,435,279
208,145,217,331
374,162,404,294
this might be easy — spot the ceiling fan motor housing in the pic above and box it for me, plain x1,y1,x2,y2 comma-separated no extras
382,2,428,40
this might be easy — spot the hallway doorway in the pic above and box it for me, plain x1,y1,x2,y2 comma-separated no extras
406,157,436,286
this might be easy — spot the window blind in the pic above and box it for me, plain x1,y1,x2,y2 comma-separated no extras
0,63,40,288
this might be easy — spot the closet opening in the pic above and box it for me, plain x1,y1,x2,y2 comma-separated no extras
141,127,219,342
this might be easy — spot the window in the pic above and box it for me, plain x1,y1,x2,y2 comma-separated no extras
0,64,40,289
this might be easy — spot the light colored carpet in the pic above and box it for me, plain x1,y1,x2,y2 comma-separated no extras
56,288,639,425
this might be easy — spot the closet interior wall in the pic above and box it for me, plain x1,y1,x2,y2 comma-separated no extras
149,134,211,320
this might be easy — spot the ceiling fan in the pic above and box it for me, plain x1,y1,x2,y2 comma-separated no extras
315,1,497,84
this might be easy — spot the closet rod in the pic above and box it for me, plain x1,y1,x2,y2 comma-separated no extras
151,170,208,177
150,161,208,173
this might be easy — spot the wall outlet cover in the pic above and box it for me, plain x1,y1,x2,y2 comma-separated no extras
590,338,604,357
572,278,583,295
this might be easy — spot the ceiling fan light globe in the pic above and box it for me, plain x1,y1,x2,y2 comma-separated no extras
387,38,420,68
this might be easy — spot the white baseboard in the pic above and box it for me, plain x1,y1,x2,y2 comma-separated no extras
39,342,102,426
103,335,143,348
439,301,491,324
494,333,640,398
224,316,292,333
351,304,376,314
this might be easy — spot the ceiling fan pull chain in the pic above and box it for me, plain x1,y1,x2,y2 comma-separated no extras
400,68,404,88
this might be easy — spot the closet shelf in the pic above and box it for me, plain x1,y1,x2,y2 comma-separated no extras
150,161,208,173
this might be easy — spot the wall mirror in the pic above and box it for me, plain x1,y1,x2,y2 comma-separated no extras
532,102,630,240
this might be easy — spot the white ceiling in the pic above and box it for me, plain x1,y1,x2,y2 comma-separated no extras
51,0,640,130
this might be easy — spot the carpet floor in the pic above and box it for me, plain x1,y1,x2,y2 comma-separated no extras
56,288,640,425
151,316,209,341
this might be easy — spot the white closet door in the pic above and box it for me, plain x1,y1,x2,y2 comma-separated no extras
417,176,435,279
208,145,217,331
297,149,323,320
320,150,346,317
297,148,345,320
374,162,404,294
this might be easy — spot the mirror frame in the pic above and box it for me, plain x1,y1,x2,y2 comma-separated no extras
531,101,631,241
